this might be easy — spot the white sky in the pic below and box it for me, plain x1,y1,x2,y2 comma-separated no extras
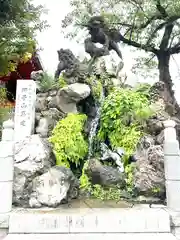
35,0,180,103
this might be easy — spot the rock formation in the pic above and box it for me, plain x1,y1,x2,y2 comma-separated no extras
11,32,179,206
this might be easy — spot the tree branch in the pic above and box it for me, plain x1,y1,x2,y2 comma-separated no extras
115,14,163,30
169,41,180,54
119,35,158,53
156,0,168,18
146,21,166,45
159,23,174,49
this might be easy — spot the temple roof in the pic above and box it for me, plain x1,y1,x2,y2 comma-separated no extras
0,53,44,82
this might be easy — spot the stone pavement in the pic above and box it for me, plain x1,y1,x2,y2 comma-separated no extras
0,200,178,239
3,233,177,240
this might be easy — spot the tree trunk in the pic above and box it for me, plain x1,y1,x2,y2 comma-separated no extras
157,52,180,116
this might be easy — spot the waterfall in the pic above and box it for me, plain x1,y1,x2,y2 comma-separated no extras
88,89,105,159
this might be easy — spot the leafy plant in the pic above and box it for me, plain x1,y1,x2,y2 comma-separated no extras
49,113,88,167
125,163,137,194
92,185,122,200
134,83,152,99
80,160,123,200
59,75,68,88
85,76,103,100
80,161,92,191
37,72,59,91
98,88,154,161
0,88,13,139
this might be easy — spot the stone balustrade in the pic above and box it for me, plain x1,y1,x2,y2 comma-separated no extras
0,119,14,213
163,120,180,211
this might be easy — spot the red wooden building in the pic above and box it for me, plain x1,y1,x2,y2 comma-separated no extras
0,53,44,104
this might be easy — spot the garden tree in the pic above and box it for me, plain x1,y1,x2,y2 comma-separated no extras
61,0,180,115
0,0,47,76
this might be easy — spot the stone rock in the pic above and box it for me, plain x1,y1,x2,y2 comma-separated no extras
133,136,165,198
77,95,96,118
13,134,56,206
86,158,126,188
35,92,48,112
29,166,79,208
48,89,58,97
146,117,164,136
31,70,44,81
60,83,91,102
35,108,64,137
156,130,164,145
56,83,91,113
95,55,124,77
149,81,165,102
36,118,49,137
100,143,124,172
31,70,44,93
136,135,155,151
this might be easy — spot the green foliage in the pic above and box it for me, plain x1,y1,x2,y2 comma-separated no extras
125,163,137,194
91,185,122,200
85,76,103,100
38,72,58,91
134,83,152,99
0,88,7,103
80,161,122,200
0,0,48,76
98,88,154,161
80,161,92,191
49,113,88,167
151,187,161,194
59,75,68,88
0,88,13,139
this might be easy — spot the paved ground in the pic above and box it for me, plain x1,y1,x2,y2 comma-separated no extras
1,200,178,240
3,233,178,240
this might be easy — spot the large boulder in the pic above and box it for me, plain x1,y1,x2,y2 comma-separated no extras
29,166,79,208
86,158,126,188
55,83,91,113
133,135,165,198
13,134,56,206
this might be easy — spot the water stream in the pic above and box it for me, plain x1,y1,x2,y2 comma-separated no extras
88,89,105,159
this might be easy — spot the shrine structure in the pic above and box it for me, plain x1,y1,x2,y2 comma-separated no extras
0,53,44,104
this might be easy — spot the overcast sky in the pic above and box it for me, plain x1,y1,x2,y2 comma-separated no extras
35,0,180,102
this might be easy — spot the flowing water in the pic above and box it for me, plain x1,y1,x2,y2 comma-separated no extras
88,89,105,159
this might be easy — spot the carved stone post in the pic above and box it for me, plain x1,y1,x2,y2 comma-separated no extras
0,119,14,213
164,120,180,211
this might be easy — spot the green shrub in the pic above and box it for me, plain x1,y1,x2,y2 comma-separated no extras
80,160,123,200
125,163,137,194
38,72,59,91
85,76,103,100
80,161,92,191
134,83,151,99
98,88,154,162
91,185,122,200
49,113,88,167
59,75,68,88
0,88,12,139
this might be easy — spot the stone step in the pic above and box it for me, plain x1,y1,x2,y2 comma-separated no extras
3,233,178,240
8,208,171,234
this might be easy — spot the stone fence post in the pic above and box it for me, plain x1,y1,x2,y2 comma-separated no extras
164,120,180,211
0,119,14,213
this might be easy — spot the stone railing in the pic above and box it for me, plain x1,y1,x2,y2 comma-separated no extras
164,120,180,211
0,119,14,213
0,79,36,215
